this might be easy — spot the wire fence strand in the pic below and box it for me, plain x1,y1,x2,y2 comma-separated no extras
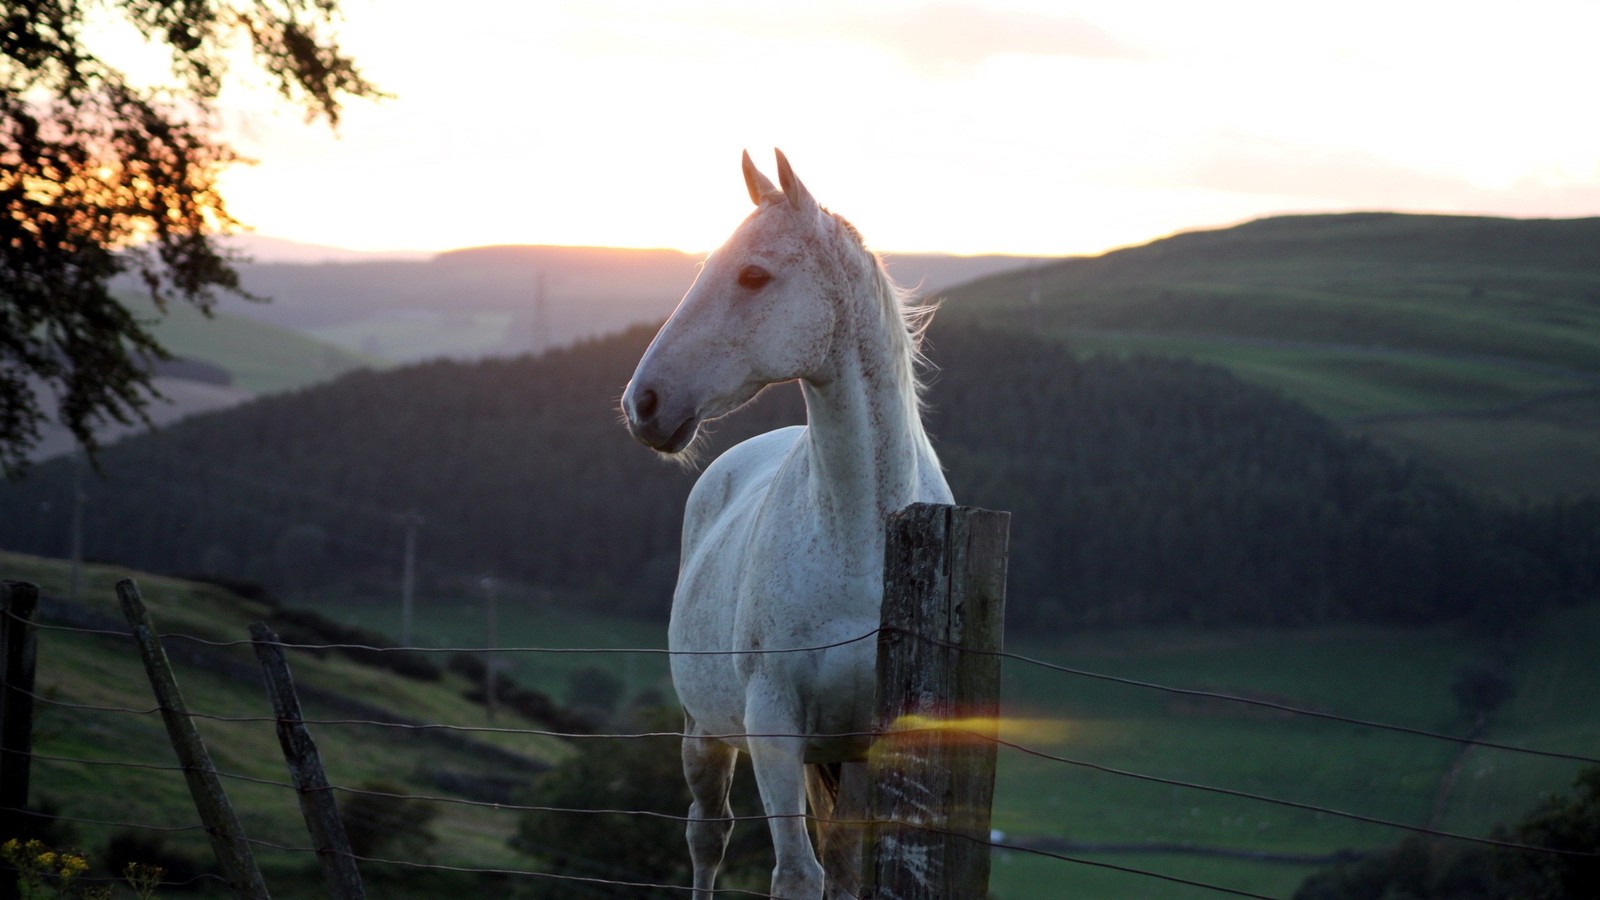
23,717,1598,860
9,599,1598,899
20,613,1600,765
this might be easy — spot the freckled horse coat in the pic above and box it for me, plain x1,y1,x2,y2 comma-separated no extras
622,151,950,900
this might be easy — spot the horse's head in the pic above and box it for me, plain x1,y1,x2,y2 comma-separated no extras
623,149,857,456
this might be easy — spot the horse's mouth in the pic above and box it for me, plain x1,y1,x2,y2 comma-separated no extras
646,415,699,455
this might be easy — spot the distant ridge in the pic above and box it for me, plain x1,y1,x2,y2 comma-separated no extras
1097,211,1600,269
225,233,432,263
213,242,1056,363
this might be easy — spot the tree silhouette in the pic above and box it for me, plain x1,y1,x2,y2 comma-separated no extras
1,0,382,476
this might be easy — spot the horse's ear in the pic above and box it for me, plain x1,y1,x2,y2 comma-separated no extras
774,149,818,214
743,150,779,206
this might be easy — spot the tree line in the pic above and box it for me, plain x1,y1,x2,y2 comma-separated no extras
1,319,1596,630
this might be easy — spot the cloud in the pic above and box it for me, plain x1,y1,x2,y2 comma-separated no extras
1157,135,1493,208
1138,133,1600,220
855,3,1143,73
627,3,1143,75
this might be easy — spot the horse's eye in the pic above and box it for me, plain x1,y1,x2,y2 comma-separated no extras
737,265,772,291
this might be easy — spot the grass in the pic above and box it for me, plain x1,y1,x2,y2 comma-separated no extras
307,313,518,364
942,310,1600,503
1437,604,1600,836
309,584,674,705
1,551,570,897
6,550,1595,899
984,614,1599,899
940,214,1600,503
990,849,1319,900
122,294,377,394
306,577,1600,900
1353,393,1600,501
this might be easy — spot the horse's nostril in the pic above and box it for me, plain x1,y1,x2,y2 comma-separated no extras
635,388,659,419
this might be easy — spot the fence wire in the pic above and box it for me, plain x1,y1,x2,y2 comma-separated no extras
5,604,1597,900
20,613,1600,765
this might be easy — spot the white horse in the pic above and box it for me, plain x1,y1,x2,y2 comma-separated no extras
621,150,952,899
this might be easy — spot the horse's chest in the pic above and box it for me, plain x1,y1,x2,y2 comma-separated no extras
671,517,883,740
736,518,879,630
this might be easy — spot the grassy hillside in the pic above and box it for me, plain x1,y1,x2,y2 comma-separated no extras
302,566,1600,899
12,323,1595,632
941,213,1600,501
0,550,573,898
987,605,1600,898
7,551,1596,900
122,294,377,394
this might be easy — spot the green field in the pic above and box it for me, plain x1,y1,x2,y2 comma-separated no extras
985,611,1600,898
122,294,378,394
1046,333,1600,500
317,577,1600,899
308,313,520,364
0,551,569,898
315,584,675,707
4,552,1595,899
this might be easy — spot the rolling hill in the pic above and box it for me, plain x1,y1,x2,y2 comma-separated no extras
25,296,376,465
9,213,1597,625
124,293,378,395
215,245,1053,363
0,550,576,898
5,213,1600,898
3,319,1596,633
939,212,1600,501
6,552,1597,900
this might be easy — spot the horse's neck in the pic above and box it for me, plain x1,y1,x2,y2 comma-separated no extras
796,313,936,554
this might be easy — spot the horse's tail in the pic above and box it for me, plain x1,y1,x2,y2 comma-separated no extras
805,761,863,899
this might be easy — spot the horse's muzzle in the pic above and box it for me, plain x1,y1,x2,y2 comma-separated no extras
623,384,699,454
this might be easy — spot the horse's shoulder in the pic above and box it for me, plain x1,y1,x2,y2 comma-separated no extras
699,426,805,490
683,426,806,542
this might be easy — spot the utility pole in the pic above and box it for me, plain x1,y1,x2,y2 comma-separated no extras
532,270,548,356
398,511,424,647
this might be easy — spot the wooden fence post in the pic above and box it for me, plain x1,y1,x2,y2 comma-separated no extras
119,580,272,900
250,623,365,900
862,503,1010,900
1,581,40,900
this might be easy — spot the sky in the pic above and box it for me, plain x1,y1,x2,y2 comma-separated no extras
102,0,1600,257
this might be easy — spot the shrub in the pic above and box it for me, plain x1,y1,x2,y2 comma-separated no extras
339,781,438,860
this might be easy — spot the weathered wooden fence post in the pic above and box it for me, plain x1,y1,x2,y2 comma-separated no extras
119,579,272,900
250,623,366,900
1,581,40,900
862,503,1010,900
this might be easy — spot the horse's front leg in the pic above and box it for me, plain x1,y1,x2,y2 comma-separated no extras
746,686,825,899
682,712,738,898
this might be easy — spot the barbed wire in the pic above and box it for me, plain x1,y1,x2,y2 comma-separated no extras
20,611,1600,767
922,633,1600,766
23,616,877,657
948,826,1282,900
22,709,1598,860
25,719,1600,894
976,731,1599,859
10,599,1599,898
4,796,1288,899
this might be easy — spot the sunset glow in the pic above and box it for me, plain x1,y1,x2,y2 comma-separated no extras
164,0,1600,257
